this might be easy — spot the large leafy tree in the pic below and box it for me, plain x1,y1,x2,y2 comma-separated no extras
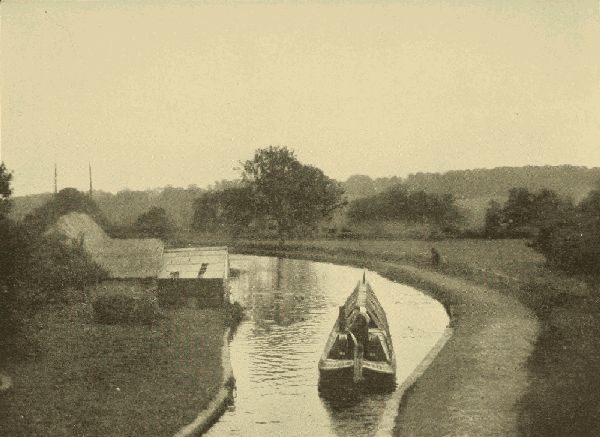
242,146,344,243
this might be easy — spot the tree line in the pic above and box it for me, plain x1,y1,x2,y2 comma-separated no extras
343,166,600,201
346,185,463,228
484,186,600,275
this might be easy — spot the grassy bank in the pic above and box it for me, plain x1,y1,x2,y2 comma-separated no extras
0,282,227,437
181,234,599,435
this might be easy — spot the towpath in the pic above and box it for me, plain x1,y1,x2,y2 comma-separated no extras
388,263,539,436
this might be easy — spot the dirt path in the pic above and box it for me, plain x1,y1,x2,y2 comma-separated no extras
385,264,539,436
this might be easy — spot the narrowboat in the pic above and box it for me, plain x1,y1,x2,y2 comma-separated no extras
318,274,396,391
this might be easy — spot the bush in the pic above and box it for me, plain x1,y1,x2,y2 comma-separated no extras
134,207,173,239
531,189,600,275
533,219,600,275
19,234,108,309
93,291,160,325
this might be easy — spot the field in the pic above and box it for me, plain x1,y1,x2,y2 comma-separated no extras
0,282,226,437
283,238,544,279
182,234,545,280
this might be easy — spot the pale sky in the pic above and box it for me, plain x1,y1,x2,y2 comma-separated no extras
2,0,600,196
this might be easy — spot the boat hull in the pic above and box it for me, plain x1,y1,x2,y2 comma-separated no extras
318,278,396,393
318,366,395,393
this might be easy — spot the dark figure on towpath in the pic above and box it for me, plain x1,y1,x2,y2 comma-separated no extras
431,247,441,266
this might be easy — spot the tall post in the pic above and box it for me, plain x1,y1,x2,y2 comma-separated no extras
89,162,93,198
54,163,58,195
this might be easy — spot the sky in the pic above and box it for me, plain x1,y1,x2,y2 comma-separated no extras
2,0,600,196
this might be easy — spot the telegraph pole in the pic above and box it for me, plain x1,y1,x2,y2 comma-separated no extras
54,163,58,195
89,163,93,198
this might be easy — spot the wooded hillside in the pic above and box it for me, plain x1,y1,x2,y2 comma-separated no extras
11,166,600,230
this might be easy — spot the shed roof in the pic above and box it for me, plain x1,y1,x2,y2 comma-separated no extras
158,246,229,279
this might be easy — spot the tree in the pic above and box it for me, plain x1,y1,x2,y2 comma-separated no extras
531,189,600,275
346,184,463,227
0,162,12,218
0,163,22,287
242,146,344,244
343,175,376,201
135,206,172,239
192,185,254,235
24,187,106,235
0,163,15,286
503,187,536,229
0,164,30,357
192,192,221,232
483,200,504,238
531,189,574,228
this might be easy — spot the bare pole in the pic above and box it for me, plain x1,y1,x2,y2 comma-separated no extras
54,163,58,195
89,162,93,198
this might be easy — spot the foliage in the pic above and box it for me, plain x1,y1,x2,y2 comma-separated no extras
23,187,107,235
342,166,600,203
0,162,12,217
531,189,600,275
10,186,208,231
92,291,160,325
134,206,173,239
0,163,20,355
403,165,600,200
192,185,254,235
483,188,575,238
18,235,108,309
347,184,463,226
1,169,107,357
241,146,345,242
483,200,504,238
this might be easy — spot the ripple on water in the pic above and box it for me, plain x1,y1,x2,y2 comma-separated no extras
206,256,448,437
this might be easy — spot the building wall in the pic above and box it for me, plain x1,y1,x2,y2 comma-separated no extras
157,278,226,308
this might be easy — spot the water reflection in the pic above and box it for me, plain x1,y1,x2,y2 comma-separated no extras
206,256,448,437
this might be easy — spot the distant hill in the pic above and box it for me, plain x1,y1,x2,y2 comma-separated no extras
12,166,600,231
343,166,600,201
342,166,600,227
11,186,205,229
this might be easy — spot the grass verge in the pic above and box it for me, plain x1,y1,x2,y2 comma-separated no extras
0,282,227,437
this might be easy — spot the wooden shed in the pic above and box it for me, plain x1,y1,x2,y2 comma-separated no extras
157,246,229,308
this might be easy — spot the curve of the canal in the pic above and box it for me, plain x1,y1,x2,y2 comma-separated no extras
206,255,449,437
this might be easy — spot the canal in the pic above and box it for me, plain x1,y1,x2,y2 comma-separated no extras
206,255,449,436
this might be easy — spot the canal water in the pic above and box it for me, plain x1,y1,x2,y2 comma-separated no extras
206,255,448,437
